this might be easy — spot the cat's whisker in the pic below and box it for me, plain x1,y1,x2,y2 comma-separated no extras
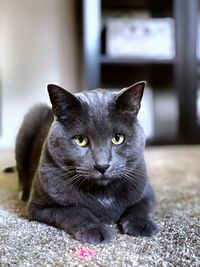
62,175,79,184
87,179,95,192
126,171,146,178
125,172,146,183
67,171,88,178
50,169,89,179
121,172,145,187
111,165,146,178
67,166,89,171
121,174,144,191
64,171,91,188
70,177,83,187
121,174,137,186
55,171,84,183
124,172,145,182
113,168,145,181
54,171,77,179
64,175,83,187
41,165,89,175
77,176,88,188
125,167,147,176
125,171,145,181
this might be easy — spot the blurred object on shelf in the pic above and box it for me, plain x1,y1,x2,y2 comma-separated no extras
106,18,175,59
102,10,151,22
197,87,200,124
196,15,200,58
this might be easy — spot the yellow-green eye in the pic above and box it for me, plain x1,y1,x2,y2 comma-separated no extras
74,135,89,147
112,134,125,145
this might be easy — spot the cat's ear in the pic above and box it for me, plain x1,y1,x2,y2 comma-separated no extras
47,84,81,120
115,81,146,116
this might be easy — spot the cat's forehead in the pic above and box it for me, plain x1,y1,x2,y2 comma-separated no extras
74,89,118,133
76,88,117,107
75,89,118,118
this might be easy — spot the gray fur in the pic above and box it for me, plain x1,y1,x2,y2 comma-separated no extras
15,104,53,200
16,82,158,244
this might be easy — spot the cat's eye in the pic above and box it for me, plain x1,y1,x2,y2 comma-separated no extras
74,135,89,147
112,134,125,145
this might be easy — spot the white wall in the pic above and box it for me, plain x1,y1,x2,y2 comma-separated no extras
0,0,78,149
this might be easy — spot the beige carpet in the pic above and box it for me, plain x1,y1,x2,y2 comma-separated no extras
0,146,199,267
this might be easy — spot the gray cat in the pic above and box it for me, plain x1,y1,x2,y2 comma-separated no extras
15,81,158,244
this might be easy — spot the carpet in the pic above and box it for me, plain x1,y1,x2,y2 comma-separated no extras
0,146,199,267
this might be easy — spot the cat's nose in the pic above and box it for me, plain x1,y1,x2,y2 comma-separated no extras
94,164,110,174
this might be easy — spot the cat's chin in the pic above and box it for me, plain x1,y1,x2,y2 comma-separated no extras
95,176,111,186
99,179,110,186
91,172,119,186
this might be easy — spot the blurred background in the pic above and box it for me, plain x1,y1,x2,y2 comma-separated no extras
0,0,200,149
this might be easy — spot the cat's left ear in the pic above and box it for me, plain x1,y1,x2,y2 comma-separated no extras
47,84,82,120
115,81,146,116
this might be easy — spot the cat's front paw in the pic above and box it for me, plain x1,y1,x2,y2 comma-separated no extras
120,217,158,237
74,223,115,245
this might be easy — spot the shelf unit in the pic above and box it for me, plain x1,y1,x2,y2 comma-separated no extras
80,0,200,144
100,56,174,65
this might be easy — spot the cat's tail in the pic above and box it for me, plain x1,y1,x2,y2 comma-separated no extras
16,103,54,201
3,166,16,173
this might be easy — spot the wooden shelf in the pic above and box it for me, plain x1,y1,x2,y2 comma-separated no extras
81,0,200,143
100,55,175,65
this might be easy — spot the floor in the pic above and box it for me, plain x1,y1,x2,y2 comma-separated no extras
0,146,199,266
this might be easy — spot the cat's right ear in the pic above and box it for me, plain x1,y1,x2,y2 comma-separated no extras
47,84,81,120
115,81,145,117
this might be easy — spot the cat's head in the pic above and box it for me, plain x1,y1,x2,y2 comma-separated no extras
46,82,146,186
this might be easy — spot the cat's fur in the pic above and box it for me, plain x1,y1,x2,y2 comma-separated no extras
15,104,54,200
16,82,158,244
